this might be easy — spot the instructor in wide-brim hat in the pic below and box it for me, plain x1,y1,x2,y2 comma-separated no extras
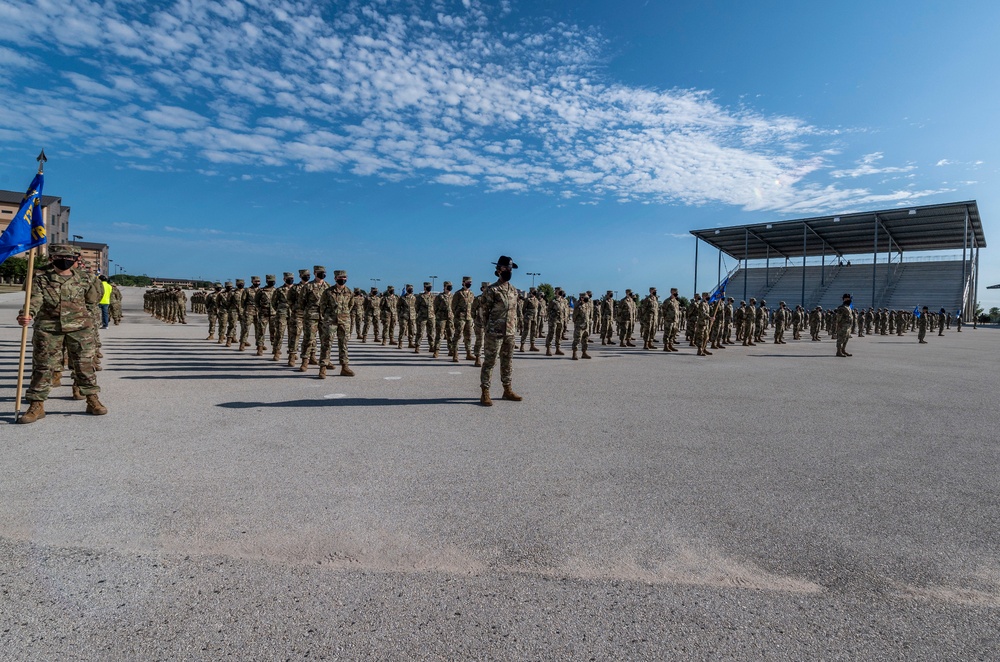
479,255,523,406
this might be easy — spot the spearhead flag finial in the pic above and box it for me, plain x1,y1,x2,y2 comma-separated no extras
36,150,47,173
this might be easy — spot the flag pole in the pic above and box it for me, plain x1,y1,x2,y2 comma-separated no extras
14,246,38,421
14,151,46,422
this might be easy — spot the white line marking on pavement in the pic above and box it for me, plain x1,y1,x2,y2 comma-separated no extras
323,393,347,399
384,376,402,380
448,371,462,375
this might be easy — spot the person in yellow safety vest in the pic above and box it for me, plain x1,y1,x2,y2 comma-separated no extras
98,275,113,329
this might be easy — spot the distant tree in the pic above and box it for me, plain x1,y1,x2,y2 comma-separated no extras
110,274,152,287
0,254,48,283
989,307,1000,323
536,282,555,302
677,295,690,309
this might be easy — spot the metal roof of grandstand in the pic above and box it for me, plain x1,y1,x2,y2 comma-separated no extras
690,200,985,260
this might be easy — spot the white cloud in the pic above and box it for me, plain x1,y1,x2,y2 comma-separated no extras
0,0,947,213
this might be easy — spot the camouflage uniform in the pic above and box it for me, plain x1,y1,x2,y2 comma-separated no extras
835,297,854,356
286,269,310,365
380,286,399,345
269,273,293,360
434,282,455,358
571,293,593,359
451,277,475,359
362,287,381,342
546,290,566,355
471,282,488,365
519,289,539,351
246,276,263,352
205,284,221,339
414,283,436,353
298,266,328,371
256,275,276,356
318,271,356,376
618,290,637,347
18,244,106,421
600,291,615,345
397,285,417,349
480,267,520,396
660,292,681,352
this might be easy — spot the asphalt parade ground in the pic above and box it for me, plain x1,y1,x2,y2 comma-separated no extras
1,288,998,660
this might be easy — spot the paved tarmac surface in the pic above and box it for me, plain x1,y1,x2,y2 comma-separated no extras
1,288,998,660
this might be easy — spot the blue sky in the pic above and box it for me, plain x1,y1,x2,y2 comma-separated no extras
0,0,996,307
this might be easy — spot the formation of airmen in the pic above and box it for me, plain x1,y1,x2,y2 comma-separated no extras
144,286,188,324
136,266,965,378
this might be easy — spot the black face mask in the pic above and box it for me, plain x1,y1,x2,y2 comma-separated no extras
266,281,276,287
445,286,452,292
499,271,512,282
463,283,470,289
236,284,244,289
406,288,413,294
52,258,76,271
315,271,326,280
336,279,347,286
285,278,294,285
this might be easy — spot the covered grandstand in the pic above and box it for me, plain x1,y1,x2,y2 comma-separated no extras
690,201,986,319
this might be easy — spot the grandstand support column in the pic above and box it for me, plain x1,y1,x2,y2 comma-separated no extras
801,222,807,308
717,249,721,288
693,236,699,297
821,243,825,285
872,214,879,308
974,237,980,323
962,206,969,317
765,246,769,287
743,228,749,302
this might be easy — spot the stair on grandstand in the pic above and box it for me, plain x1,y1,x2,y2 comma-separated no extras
759,266,838,307
724,266,788,302
881,260,969,312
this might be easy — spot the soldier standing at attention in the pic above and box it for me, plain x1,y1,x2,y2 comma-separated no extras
286,269,310,366
618,289,637,347
414,282,436,354
695,292,713,357
809,305,822,341
480,256,522,406
270,273,294,361
599,291,615,345
298,266,328,373
640,287,659,350
205,283,221,340
433,281,455,359
571,292,593,360
773,302,788,344
917,306,929,343
451,277,476,360
246,276,263,354
217,282,233,344
16,244,107,423
397,284,417,349
352,288,366,340
318,270,356,377
362,286,381,343
835,293,854,357
471,282,488,366
380,285,398,346
256,275,276,356
546,288,566,356
660,288,681,352
519,288,538,352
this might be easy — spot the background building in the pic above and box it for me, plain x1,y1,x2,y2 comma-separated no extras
75,240,109,275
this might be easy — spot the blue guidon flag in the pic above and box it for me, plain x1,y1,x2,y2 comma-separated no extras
708,275,730,303
913,305,921,318
0,171,46,265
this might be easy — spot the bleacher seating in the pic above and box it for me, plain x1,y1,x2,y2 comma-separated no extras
719,260,969,311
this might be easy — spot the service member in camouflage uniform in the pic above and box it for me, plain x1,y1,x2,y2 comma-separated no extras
380,285,398,346
16,244,107,423
270,272,294,361
109,282,123,325
835,294,854,357
472,281,488,366
571,292,593,360
298,266,328,372
414,282,436,354
246,276,263,353
286,269,310,366
205,283,222,339
600,291,615,345
451,277,476,360
255,275,276,356
362,286,381,343
433,281,455,359
480,256,522,406
397,284,417,349
519,288,539,352
660,288,681,352
318,270,356,377
546,288,566,356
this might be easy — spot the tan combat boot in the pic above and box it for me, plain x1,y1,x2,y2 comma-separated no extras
287,353,297,367
572,350,578,360
238,342,247,351
272,351,280,362
519,342,525,352
480,386,492,407
582,350,592,359
341,364,355,377
52,371,62,388
225,339,232,347
206,334,215,341
452,353,459,363
529,343,539,352
501,385,523,401
85,394,107,415
432,350,438,358
318,365,327,379
474,356,482,367
72,384,85,400
256,347,263,356
298,357,309,372
554,348,565,356
17,401,45,424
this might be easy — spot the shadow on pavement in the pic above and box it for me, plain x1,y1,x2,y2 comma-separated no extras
217,396,478,408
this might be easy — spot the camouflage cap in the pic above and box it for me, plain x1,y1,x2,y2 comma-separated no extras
48,243,80,258
625,289,632,294
606,290,613,295
387,285,395,291
225,281,233,287
779,301,786,306
443,281,452,287
423,282,431,288
299,269,311,277
265,274,276,281
251,276,261,283
370,286,378,292
235,279,245,286
283,272,294,279
334,269,347,278
314,265,325,272
214,282,222,288
462,276,472,284
480,281,489,288
406,283,413,288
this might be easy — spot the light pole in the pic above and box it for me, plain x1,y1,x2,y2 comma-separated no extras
527,272,540,287
72,234,83,244
371,278,380,289
429,275,438,290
